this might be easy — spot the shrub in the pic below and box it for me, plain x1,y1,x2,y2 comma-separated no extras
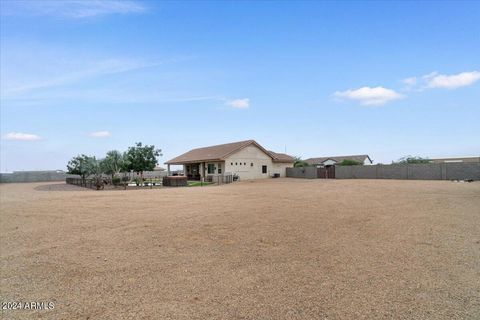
339,159,362,166
112,177,121,186
395,156,431,164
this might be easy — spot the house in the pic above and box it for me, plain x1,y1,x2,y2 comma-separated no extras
429,156,479,164
165,140,294,180
305,155,372,167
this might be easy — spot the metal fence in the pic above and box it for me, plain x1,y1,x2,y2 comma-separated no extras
205,174,234,184
66,177,101,189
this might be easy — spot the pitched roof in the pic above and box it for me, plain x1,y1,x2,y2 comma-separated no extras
305,155,371,165
268,151,295,163
165,140,294,164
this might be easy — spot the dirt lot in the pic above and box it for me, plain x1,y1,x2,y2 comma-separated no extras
1,179,479,319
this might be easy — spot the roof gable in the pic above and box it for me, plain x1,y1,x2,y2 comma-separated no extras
305,155,371,165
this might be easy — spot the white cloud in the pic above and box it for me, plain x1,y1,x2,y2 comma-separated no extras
402,70,480,91
403,77,417,86
226,98,250,109
3,132,42,141
424,71,480,89
334,86,403,106
2,0,146,18
89,131,111,138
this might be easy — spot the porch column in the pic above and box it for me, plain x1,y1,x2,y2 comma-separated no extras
183,164,187,177
200,162,205,181
167,164,171,176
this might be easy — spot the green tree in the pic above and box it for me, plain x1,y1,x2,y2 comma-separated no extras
101,150,124,180
339,159,362,166
90,156,105,190
293,156,309,168
124,142,162,180
395,156,431,164
67,154,95,185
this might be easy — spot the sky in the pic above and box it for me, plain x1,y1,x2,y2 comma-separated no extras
1,0,479,172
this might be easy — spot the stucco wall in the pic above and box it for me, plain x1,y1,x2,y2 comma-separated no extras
223,145,293,180
271,162,292,177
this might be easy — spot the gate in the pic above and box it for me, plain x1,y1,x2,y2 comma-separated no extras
317,166,335,179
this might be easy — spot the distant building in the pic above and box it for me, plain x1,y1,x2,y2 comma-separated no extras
305,155,372,167
429,157,480,164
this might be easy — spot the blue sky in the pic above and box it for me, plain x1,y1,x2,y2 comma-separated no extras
1,0,479,172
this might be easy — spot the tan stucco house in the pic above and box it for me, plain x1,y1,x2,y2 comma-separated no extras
165,140,294,180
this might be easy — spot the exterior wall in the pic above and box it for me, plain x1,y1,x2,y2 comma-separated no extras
271,162,292,177
223,145,293,180
224,145,273,180
335,163,480,180
204,161,224,175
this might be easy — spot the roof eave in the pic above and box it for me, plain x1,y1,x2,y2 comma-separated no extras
165,158,224,165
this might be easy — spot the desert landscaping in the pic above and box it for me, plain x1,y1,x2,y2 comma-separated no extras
1,179,479,319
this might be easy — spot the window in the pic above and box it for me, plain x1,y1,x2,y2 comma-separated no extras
262,165,267,174
218,168,222,174
207,164,215,174
231,162,233,165
250,163,253,167
235,162,237,165
240,162,242,165
244,162,246,165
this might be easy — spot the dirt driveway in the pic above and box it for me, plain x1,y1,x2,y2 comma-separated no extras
1,179,479,319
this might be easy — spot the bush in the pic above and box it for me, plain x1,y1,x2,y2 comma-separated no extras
112,177,121,186
339,159,362,166
133,177,142,185
396,156,431,164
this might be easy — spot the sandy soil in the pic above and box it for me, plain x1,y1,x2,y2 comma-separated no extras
1,179,479,319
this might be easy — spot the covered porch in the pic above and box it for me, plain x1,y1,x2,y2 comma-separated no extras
167,161,225,181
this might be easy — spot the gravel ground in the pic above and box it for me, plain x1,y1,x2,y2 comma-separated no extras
1,179,479,319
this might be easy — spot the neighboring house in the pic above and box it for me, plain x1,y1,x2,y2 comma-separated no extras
305,155,372,167
165,140,294,180
429,156,480,164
